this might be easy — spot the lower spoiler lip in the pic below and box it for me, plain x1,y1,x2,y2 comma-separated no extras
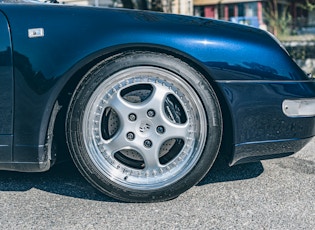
283,98,315,117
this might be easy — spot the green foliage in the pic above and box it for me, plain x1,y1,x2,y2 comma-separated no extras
263,0,292,36
281,35,315,60
284,44,315,60
296,0,315,11
277,7,292,36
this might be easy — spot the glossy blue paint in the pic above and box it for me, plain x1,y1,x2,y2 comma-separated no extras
0,3,314,170
0,11,13,161
217,81,315,164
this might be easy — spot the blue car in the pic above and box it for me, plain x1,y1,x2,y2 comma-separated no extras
0,1,314,202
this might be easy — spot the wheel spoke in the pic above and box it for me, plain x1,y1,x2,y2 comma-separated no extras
109,92,137,120
163,122,190,140
101,130,128,156
141,147,161,170
143,84,171,114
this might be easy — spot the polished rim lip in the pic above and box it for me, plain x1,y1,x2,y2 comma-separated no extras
82,66,207,191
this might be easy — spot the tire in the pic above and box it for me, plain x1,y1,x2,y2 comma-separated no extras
66,51,222,202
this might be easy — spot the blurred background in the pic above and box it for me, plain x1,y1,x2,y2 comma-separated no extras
59,0,315,74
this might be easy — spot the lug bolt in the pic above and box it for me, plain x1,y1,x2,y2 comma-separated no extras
156,126,165,134
128,113,137,121
126,132,135,141
147,109,155,118
144,139,152,148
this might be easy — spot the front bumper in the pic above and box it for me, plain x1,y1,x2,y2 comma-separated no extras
230,137,312,165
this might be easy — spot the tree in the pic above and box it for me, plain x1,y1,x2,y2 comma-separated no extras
264,0,292,36
299,0,315,11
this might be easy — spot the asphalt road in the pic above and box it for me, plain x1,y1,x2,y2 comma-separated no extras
0,139,314,229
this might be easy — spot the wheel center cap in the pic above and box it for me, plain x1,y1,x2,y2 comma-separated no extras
138,120,152,135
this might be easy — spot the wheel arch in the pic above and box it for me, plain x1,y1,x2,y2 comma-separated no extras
47,44,234,165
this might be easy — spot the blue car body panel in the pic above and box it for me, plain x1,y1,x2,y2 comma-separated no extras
0,3,314,171
0,10,13,162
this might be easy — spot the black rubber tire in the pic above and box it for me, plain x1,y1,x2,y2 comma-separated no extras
66,51,222,202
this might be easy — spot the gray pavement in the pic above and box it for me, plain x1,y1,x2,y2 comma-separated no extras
0,139,314,229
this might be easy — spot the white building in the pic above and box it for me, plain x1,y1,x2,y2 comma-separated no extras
172,0,193,15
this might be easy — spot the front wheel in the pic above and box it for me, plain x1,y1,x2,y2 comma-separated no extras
66,51,222,202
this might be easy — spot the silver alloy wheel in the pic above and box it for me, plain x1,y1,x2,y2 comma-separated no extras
82,66,207,191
